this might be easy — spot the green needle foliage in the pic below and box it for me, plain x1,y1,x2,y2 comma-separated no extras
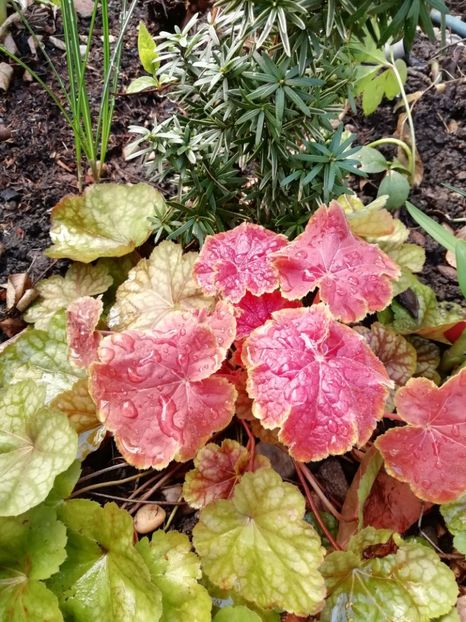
128,0,447,243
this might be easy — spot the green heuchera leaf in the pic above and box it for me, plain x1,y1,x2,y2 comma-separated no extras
193,468,326,617
136,530,211,622
0,380,78,516
49,500,162,622
46,183,165,262
23,262,113,329
321,527,458,621
0,504,66,622
0,311,84,402
44,460,81,508
213,606,262,622
138,21,159,74
441,494,466,555
434,607,461,621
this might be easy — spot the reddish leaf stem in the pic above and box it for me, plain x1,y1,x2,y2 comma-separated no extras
295,461,342,551
299,462,345,522
241,419,256,471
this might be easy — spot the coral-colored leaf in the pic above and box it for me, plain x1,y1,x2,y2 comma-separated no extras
194,223,287,303
355,322,417,386
234,291,301,340
218,363,254,420
67,297,103,368
89,313,237,469
192,300,237,362
243,305,392,461
183,439,269,509
376,368,466,503
272,202,400,323
108,240,214,332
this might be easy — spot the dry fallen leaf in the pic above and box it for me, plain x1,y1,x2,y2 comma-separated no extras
446,225,466,268
0,62,13,92
6,273,32,311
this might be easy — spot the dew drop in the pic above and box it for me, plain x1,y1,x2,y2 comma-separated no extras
121,399,138,419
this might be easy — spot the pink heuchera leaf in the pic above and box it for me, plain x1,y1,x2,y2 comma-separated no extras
272,202,400,323
67,296,103,368
219,361,254,420
376,368,466,504
89,312,237,469
243,304,392,461
194,223,287,303
182,439,269,509
192,300,237,361
235,291,302,340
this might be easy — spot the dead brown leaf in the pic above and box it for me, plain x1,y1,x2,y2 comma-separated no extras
395,111,424,186
0,62,13,92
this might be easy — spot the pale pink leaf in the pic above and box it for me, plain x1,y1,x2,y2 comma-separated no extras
89,313,237,469
376,368,466,503
194,223,287,303
67,296,103,368
234,291,302,340
243,304,392,461
192,300,237,361
272,202,400,323
182,439,269,509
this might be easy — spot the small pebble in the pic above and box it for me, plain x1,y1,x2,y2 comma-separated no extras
134,503,166,534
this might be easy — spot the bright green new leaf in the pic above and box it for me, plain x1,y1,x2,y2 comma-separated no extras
455,242,466,301
0,311,84,402
354,146,388,173
44,460,81,507
46,183,165,262
0,380,78,516
50,500,162,622
435,607,461,621
378,170,411,210
136,530,211,622
138,21,159,74
213,606,262,622
108,240,213,331
127,75,159,93
321,527,458,621
24,262,112,329
0,504,66,622
193,468,326,617
441,494,466,555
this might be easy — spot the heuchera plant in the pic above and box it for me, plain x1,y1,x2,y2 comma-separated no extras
1,190,465,620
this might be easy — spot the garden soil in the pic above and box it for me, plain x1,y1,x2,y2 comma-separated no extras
1,0,466,328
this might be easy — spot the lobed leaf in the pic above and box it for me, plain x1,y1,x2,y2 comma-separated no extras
24,262,112,329
0,504,67,622
272,202,400,323
183,439,269,509
49,500,162,622
355,322,417,386
243,305,392,461
321,527,458,621
193,468,326,616
234,291,301,340
0,380,78,516
66,296,103,368
194,223,287,303
90,311,237,468
376,368,466,503
136,530,211,622
108,240,214,331
46,183,164,262
338,194,395,239
441,494,466,555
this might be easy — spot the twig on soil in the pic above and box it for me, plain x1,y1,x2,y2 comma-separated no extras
70,470,153,497
295,461,342,551
77,460,133,484
0,13,20,42
89,491,187,505
128,463,184,515
299,463,345,522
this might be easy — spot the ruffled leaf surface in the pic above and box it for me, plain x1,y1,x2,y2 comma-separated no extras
136,530,211,622
90,312,236,468
194,223,287,303
108,240,214,331
355,322,417,386
0,311,84,402
24,262,112,329
408,336,441,383
51,378,105,460
272,202,400,322
234,291,301,340
338,194,396,239
243,305,392,461
183,439,269,509
46,183,164,262
193,468,326,616
441,494,466,555
67,296,103,368
213,606,262,622
322,528,458,621
0,380,78,516
49,500,162,622
0,504,66,622
376,369,466,503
